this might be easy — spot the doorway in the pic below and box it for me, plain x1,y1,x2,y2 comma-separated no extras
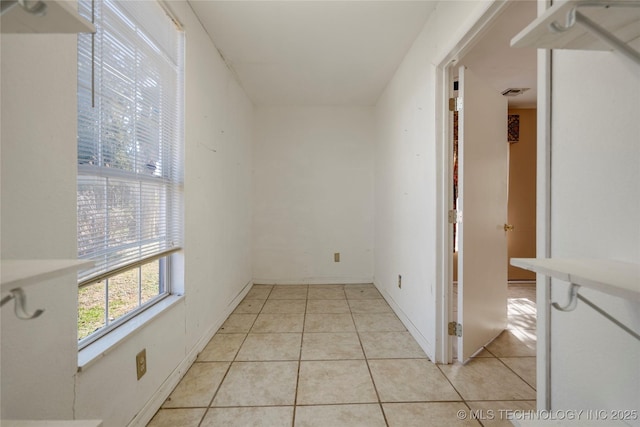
507,108,537,282
451,107,537,283
437,0,538,364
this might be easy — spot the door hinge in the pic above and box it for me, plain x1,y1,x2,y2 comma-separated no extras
448,97,462,112
448,322,462,337
448,209,459,224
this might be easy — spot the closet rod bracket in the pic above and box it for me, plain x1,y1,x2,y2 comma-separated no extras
0,288,45,320
549,3,640,66
551,282,640,342
552,283,581,312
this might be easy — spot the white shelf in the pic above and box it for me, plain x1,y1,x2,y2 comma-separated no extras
510,258,640,302
1,259,94,292
511,0,640,51
1,0,95,34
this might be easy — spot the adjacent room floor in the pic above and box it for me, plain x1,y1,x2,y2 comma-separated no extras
148,283,536,427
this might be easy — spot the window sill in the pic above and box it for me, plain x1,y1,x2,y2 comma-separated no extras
78,294,184,372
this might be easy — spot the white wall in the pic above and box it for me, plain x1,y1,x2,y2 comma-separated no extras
374,1,490,360
1,1,255,425
1,34,79,420
549,48,640,422
252,107,374,284
175,2,254,354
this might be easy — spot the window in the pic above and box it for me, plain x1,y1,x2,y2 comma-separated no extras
77,0,183,347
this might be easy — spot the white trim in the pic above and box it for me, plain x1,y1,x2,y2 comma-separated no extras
78,295,184,371
252,277,374,285
126,344,195,427
126,280,253,427
434,0,511,364
376,284,435,361
435,58,454,365
536,0,553,408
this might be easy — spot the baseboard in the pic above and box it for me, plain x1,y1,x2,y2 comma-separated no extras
508,280,536,286
253,277,374,285
127,280,253,427
374,282,435,362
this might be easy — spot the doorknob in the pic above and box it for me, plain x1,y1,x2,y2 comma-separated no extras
504,224,514,232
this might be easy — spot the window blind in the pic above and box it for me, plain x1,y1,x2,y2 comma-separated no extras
77,0,183,284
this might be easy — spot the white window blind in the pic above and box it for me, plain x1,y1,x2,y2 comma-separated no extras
77,0,183,285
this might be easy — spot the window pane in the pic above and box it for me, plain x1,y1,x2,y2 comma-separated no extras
77,257,168,344
78,282,107,340
141,259,161,305
107,267,141,323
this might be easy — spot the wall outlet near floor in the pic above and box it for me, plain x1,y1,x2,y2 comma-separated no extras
334,252,340,262
136,349,147,380
398,274,402,289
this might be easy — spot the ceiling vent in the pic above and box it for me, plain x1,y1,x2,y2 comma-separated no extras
502,88,530,97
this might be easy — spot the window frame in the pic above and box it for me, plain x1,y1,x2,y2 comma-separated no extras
76,0,184,348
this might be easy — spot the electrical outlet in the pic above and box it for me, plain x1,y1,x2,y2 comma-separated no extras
334,252,340,262
398,274,402,289
136,349,147,380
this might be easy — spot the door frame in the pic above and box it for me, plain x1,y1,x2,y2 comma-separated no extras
434,0,510,365
535,0,552,410
434,0,552,410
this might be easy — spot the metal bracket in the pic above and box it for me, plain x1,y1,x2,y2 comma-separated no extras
549,4,640,66
0,288,45,320
548,6,577,33
551,282,640,342
552,283,581,312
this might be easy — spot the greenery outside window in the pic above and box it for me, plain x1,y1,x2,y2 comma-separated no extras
77,0,184,347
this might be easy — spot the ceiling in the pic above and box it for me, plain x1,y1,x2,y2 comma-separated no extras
188,1,537,108
458,0,537,108
188,0,436,106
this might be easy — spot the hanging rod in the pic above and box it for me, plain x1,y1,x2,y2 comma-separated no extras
553,283,640,342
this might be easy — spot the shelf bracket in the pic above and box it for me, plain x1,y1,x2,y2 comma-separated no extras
552,282,640,342
549,4,640,66
0,288,44,320
577,293,640,342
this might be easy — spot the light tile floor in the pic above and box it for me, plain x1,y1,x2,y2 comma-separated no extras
148,284,537,427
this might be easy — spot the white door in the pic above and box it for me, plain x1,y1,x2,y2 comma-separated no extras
457,66,508,363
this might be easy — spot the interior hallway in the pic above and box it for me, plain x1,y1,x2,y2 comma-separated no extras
148,284,536,426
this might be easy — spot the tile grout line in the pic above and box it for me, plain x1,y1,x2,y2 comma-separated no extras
195,284,275,427
493,352,537,393
441,286,538,426
291,285,309,427
347,287,391,427
152,284,537,425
